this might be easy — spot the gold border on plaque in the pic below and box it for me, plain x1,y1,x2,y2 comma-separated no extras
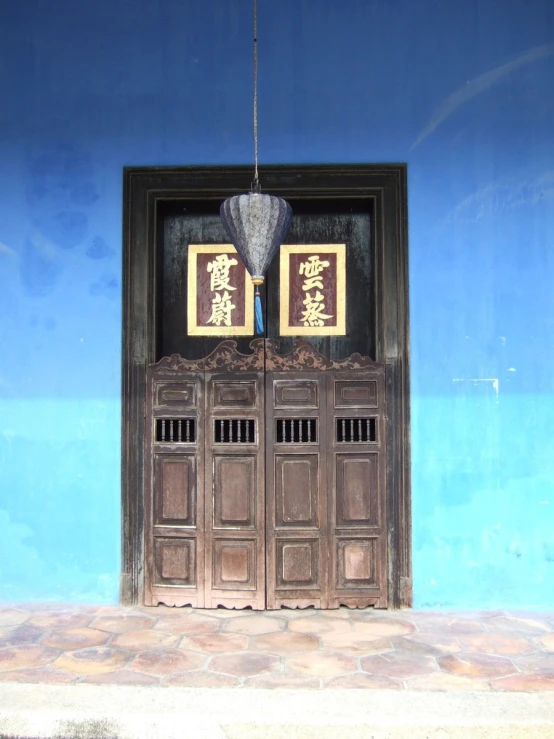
279,244,346,336
187,244,254,336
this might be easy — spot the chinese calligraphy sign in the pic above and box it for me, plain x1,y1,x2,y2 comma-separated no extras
279,245,346,336
187,245,254,336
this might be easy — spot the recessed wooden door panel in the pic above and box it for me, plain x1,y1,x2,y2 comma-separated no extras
154,455,196,526
154,537,196,586
213,380,257,408
213,456,256,528
334,380,378,408
335,453,379,527
337,538,378,588
213,539,257,590
276,539,319,589
274,380,319,409
155,381,197,410
275,454,319,527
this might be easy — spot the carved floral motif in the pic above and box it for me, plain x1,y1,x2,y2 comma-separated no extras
152,340,264,372
150,339,382,374
263,339,378,372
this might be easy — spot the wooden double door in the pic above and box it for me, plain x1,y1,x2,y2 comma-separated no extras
144,340,387,610
122,165,411,608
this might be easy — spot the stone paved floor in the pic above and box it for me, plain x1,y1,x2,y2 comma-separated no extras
1,604,554,691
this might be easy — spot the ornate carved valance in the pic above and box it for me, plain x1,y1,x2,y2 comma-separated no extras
151,339,382,373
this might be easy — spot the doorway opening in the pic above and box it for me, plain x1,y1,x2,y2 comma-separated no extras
122,165,411,608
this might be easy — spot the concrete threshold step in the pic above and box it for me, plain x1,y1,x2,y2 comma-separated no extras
1,684,554,739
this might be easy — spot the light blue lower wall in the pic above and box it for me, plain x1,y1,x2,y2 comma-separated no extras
0,401,120,603
412,394,554,608
1,0,553,607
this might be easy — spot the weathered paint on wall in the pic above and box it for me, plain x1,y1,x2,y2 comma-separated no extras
1,0,553,607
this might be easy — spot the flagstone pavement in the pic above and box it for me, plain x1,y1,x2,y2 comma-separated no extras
1,604,554,691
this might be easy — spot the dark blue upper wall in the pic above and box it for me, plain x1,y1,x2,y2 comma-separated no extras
1,0,553,606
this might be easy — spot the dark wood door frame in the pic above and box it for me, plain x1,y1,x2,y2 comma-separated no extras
122,164,411,607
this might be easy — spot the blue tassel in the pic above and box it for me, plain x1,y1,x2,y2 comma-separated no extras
255,291,264,335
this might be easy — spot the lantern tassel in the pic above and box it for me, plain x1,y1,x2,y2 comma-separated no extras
254,287,264,335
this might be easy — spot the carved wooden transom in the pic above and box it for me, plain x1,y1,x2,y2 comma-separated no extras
153,339,382,373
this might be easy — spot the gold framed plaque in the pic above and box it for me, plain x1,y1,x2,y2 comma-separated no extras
279,244,346,336
187,244,254,336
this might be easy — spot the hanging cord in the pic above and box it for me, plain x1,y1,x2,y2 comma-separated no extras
252,0,263,336
252,0,260,191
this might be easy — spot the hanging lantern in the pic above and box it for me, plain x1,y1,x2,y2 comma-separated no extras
219,0,292,335
220,188,292,334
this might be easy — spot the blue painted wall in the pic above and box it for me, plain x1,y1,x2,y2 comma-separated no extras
1,0,553,607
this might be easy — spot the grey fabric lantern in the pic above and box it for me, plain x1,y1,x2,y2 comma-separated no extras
220,190,292,334
220,191,292,283
219,0,293,334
